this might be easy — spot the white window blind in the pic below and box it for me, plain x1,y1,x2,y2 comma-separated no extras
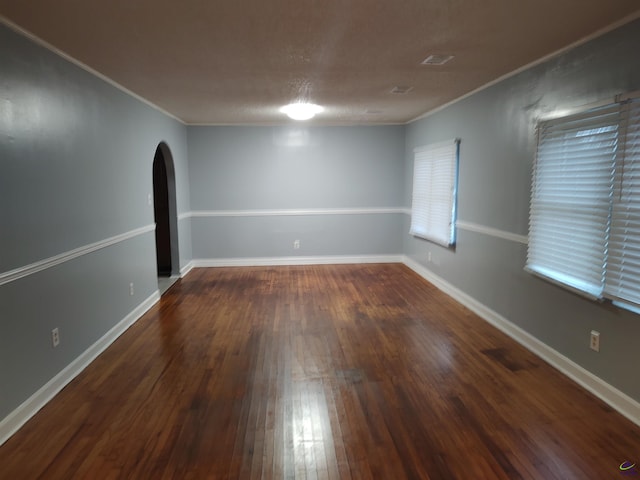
527,95,640,310
410,139,459,247
527,105,619,298
606,99,640,308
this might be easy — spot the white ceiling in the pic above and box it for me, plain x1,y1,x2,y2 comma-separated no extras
1,1,639,125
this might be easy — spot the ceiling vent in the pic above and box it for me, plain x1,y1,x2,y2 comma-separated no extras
421,54,454,66
390,86,413,94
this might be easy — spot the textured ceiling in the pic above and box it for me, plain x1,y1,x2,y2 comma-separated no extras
1,1,639,125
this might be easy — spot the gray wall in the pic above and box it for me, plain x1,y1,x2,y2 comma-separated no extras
188,126,405,259
404,19,640,402
0,24,191,420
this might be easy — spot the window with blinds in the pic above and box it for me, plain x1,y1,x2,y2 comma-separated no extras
410,139,460,247
527,95,640,310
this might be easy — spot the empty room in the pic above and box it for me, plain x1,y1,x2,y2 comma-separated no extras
2,1,640,478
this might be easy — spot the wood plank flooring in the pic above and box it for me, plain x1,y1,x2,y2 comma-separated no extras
1,264,639,479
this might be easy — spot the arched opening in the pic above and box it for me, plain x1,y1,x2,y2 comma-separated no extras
153,142,180,293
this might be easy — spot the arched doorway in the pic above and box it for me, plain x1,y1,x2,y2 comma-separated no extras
153,142,180,292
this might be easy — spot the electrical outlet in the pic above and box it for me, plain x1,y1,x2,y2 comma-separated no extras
129,282,134,296
428,251,432,262
590,330,600,352
293,239,300,249
51,328,60,348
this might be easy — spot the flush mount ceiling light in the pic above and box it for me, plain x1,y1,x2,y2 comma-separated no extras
280,103,324,121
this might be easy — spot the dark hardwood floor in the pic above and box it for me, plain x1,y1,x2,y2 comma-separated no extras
1,264,639,479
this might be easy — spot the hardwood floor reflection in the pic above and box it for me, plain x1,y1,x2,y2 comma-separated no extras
1,264,639,479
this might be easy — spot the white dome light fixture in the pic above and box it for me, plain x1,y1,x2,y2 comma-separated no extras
280,103,324,121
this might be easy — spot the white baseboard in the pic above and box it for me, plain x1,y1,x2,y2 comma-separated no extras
402,256,640,427
0,290,161,447
180,261,194,277
192,254,404,268
188,207,407,218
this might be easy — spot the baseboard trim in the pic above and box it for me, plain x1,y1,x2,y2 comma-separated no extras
187,207,406,218
192,254,404,268
180,261,195,277
402,256,640,427
0,290,161,447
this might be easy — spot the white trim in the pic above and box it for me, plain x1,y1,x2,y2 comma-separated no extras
404,215,529,244
0,225,156,286
187,207,406,218
177,212,191,221
456,220,528,245
0,290,161,447
193,255,403,268
0,17,184,125
180,261,195,277
402,256,640,427
408,11,640,124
